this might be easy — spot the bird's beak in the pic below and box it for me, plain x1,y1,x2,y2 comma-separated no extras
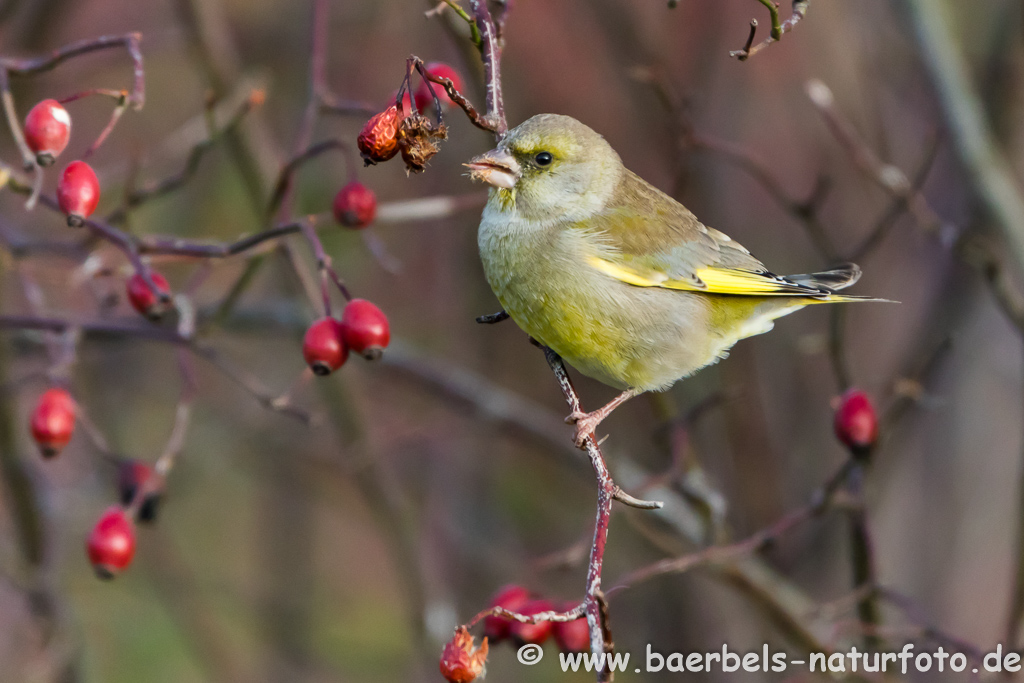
464,149,521,189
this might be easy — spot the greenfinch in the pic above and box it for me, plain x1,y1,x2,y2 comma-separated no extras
466,114,884,445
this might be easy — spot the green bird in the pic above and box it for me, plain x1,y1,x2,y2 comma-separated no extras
466,114,884,446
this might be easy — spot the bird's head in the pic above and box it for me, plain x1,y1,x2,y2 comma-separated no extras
465,114,622,222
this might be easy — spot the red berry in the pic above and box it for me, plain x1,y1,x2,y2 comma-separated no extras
834,388,879,453
126,271,172,320
86,506,135,579
340,299,390,360
552,604,590,653
509,599,554,646
439,626,488,683
117,459,161,523
484,585,531,643
415,63,463,110
24,99,71,166
30,387,75,458
357,105,401,165
332,181,377,229
57,160,99,227
303,317,348,376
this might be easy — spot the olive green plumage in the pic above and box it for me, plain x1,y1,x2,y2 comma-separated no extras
468,114,882,394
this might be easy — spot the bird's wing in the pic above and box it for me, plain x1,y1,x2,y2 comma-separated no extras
578,171,835,297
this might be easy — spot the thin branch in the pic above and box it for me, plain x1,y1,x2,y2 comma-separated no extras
730,0,810,61
610,459,853,591
2,32,145,109
898,0,1024,277
543,348,626,681
467,0,507,135
806,79,945,235
105,91,261,224
266,139,353,220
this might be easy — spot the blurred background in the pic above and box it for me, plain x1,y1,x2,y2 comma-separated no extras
0,0,1021,681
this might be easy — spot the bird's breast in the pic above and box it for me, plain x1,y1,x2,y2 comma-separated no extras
477,208,645,389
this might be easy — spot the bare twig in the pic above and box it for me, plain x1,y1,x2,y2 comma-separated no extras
730,1,809,61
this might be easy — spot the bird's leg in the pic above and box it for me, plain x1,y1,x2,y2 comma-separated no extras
566,388,641,448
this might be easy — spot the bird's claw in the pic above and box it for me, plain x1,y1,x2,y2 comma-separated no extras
566,410,601,448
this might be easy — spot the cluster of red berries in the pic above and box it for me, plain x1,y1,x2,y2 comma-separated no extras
483,585,589,653
833,388,879,456
26,100,174,317
23,99,102,227
439,585,589,683
303,299,390,376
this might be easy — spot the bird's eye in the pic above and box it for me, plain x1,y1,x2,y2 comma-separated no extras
534,151,553,166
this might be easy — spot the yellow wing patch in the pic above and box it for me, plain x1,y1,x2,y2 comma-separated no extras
689,267,820,295
586,256,825,296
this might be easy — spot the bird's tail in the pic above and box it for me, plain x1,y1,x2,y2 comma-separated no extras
787,263,896,303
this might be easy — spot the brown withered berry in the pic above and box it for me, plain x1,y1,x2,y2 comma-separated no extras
398,114,447,174
439,626,488,683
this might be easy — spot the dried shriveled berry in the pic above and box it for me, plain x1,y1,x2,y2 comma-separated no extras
126,271,172,321
340,299,390,360
303,317,348,376
24,99,71,166
333,181,377,229
357,105,401,165
30,387,75,458
398,114,447,174
439,626,488,683
86,506,135,579
57,160,100,227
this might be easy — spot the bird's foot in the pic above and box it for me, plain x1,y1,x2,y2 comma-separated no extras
566,410,605,448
